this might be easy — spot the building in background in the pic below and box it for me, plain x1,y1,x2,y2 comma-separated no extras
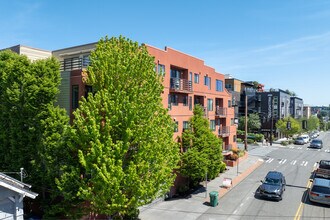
0,45,51,61
303,105,311,119
290,97,304,119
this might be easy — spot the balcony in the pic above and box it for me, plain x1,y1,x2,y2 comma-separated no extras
170,78,193,93
60,57,90,71
215,107,227,118
218,126,230,137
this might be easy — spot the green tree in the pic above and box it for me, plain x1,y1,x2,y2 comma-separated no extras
306,116,319,131
180,105,223,185
0,50,69,214
238,113,261,132
56,36,179,219
276,116,300,137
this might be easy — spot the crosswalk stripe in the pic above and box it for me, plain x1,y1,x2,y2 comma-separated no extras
291,160,297,165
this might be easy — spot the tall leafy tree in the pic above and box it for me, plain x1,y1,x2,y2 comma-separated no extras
238,113,261,132
0,50,70,214
56,36,179,219
180,105,223,185
276,116,300,137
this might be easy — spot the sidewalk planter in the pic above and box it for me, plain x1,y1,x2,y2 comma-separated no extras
224,152,248,167
209,191,219,207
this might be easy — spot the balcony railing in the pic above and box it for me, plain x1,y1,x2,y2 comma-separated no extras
218,126,230,137
60,57,90,71
170,78,192,93
216,107,227,117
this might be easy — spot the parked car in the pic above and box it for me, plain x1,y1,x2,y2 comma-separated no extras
315,160,330,179
257,171,286,201
309,177,330,205
294,137,305,145
309,139,323,149
300,134,310,144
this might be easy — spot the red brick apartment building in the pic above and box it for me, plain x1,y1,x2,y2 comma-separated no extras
52,43,237,150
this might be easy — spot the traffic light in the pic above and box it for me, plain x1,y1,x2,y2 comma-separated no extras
287,121,291,130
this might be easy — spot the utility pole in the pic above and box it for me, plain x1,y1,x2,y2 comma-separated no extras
270,95,273,146
244,94,248,151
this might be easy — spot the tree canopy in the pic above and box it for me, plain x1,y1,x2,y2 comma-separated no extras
56,36,179,219
238,113,261,132
275,116,300,137
0,50,70,214
180,105,223,185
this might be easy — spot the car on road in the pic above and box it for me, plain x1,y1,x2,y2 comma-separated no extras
309,177,330,205
294,137,305,145
300,134,310,144
257,171,286,201
309,139,323,149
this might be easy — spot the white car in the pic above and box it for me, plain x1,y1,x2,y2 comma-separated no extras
299,135,310,144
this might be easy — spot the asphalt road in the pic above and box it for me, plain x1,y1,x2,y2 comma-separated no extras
197,132,330,220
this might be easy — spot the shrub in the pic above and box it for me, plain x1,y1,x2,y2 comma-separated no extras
219,162,226,173
238,150,245,157
237,130,245,135
255,134,264,142
177,184,189,196
228,153,239,161
281,141,289,146
236,138,243,143
247,139,254,144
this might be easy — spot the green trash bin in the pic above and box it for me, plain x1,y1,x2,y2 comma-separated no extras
209,191,219,207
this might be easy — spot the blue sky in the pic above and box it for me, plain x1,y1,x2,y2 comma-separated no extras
1,0,330,106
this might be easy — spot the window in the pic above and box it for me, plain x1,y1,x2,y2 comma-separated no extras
210,120,216,131
194,73,199,83
231,118,234,125
183,121,189,131
174,121,178,132
82,55,90,67
189,96,192,110
204,76,211,89
216,80,223,92
72,85,79,109
207,99,213,111
158,64,165,76
171,69,180,78
233,135,237,142
84,85,93,99
183,95,188,106
225,84,232,89
169,94,178,106
228,100,232,107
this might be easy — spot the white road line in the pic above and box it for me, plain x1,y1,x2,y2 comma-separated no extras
279,159,287,164
303,161,308,166
313,162,318,168
291,160,297,165
298,147,302,150
300,161,306,166
265,158,273,163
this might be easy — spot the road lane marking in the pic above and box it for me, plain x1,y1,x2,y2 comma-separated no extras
266,158,273,163
279,159,287,164
294,168,314,220
291,160,297,165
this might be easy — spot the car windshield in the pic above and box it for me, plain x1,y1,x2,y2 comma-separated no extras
312,140,321,144
264,177,281,185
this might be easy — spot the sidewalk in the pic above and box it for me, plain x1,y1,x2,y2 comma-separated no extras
139,153,264,220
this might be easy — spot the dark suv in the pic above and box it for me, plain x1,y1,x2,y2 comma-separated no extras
257,171,286,201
